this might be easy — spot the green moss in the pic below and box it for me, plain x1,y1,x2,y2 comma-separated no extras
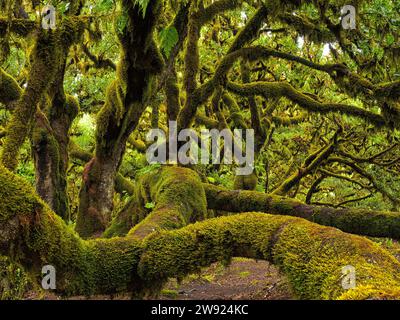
160,289,178,299
338,285,400,300
233,172,258,191
0,18,35,37
226,81,386,127
103,196,144,238
0,164,143,296
77,1,164,238
2,165,400,299
127,166,207,239
204,183,400,240
222,93,247,129
31,111,69,219
65,94,80,122
58,16,87,46
165,69,181,121
1,30,60,170
227,6,268,54
138,213,400,300
0,255,31,300
0,166,40,222
0,67,22,105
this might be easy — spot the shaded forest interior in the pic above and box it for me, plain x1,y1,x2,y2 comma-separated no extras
0,0,400,300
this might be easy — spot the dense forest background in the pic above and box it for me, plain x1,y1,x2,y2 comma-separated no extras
0,0,400,300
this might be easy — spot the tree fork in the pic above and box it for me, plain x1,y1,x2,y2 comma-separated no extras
75,0,163,238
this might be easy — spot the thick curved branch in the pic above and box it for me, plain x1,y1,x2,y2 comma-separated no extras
226,81,386,127
126,166,207,239
202,45,399,119
197,0,241,25
205,183,400,240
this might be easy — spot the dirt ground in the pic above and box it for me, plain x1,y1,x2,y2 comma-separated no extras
158,258,295,300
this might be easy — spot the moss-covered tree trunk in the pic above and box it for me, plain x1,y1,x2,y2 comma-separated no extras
32,94,78,220
75,1,163,238
1,15,85,220
0,30,58,170
31,24,81,219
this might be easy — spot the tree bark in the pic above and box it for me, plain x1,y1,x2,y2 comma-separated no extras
32,55,80,219
75,1,163,238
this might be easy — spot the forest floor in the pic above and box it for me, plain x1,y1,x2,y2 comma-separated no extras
158,258,294,300
24,238,400,300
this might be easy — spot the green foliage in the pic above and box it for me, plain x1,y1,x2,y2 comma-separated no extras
95,0,114,12
159,26,179,57
135,163,162,177
135,0,150,17
58,2,71,14
116,12,129,35
1,0,400,300
14,140,35,185
0,256,30,300
145,202,155,209
16,160,35,186
71,113,96,150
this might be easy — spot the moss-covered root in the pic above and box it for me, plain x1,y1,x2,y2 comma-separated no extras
233,172,258,191
126,166,208,239
204,183,400,240
1,164,400,299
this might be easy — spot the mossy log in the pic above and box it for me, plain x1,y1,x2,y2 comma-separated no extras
205,183,400,240
1,164,400,299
